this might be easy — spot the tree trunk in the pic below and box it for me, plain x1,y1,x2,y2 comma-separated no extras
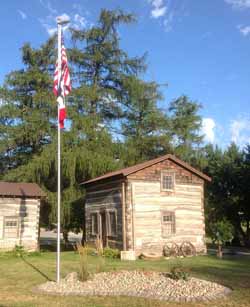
81,230,85,246
245,220,250,247
217,243,223,259
62,229,69,244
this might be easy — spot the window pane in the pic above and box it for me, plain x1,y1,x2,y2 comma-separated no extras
162,174,174,190
4,218,18,238
6,221,17,227
161,212,175,237
163,215,172,222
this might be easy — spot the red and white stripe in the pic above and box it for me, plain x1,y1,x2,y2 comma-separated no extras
57,96,66,129
53,39,71,129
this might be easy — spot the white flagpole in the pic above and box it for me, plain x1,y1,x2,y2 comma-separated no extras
56,14,70,284
56,20,62,284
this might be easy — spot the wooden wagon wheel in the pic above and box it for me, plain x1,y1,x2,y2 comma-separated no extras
180,241,196,257
163,242,180,257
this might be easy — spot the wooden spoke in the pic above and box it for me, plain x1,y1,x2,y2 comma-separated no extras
163,242,180,257
180,241,196,257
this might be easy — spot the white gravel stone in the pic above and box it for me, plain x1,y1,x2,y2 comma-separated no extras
36,270,231,302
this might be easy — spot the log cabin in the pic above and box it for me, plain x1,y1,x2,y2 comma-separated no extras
0,182,45,251
82,154,211,259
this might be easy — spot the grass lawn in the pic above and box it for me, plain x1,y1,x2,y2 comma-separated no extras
0,251,250,307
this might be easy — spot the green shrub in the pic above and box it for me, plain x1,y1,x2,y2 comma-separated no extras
103,247,120,259
169,266,190,281
13,245,26,257
209,218,234,258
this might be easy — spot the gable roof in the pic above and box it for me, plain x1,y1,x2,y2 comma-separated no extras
82,154,211,185
0,182,46,198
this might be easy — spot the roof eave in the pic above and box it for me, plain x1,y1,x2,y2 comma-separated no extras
82,173,125,186
167,155,212,182
80,154,211,186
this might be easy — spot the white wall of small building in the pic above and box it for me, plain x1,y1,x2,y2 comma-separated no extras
0,197,40,251
129,180,206,256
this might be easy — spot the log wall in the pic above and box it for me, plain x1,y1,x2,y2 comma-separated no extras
127,159,207,256
0,197,40,251
85,179,123,249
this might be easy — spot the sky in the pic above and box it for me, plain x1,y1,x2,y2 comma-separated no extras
0,0,250,149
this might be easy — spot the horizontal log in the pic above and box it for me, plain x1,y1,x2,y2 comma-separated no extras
0,198,39,205
131,181,202,191
86,187,122,196
86,180,123,192
85,202,122,209
86,195,122,205
134,199,202,207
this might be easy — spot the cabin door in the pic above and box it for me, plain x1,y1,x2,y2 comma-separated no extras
100,211,107,247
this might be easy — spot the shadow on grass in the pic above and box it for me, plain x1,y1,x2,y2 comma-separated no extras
40,242,77,252
21,256,54,282
190,264,250,289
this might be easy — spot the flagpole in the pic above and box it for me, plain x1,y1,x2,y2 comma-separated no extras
56,20,62,284
55,15,70,283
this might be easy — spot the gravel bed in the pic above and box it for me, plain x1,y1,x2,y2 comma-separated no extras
36,271,232,302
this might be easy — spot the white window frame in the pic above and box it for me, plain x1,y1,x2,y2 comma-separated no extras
90,212,99,236
161,171,175,191
106,209,117,237
3,216,19,239
161,211,176,237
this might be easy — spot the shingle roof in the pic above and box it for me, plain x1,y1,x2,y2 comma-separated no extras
82,154,211,185
0,182,46,198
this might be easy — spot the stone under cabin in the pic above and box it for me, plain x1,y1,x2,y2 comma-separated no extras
82,154,211,259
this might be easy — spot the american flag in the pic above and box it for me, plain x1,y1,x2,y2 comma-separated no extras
53,35,71,128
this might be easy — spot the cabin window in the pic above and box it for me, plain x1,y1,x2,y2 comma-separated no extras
4,217,19,239
161,211,175,237
90,213,98,236
161,172,175,191
107,210,117,236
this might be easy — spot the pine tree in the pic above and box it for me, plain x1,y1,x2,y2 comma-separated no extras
121,76,171,164
168,95,203,162
69,9,146,135
0,37,56,177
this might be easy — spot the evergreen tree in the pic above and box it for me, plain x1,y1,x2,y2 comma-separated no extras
239,145,250,245
0,37,56,177
204,143,250,247
69,9,146,135
168,95,203,162
121,76,171,164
